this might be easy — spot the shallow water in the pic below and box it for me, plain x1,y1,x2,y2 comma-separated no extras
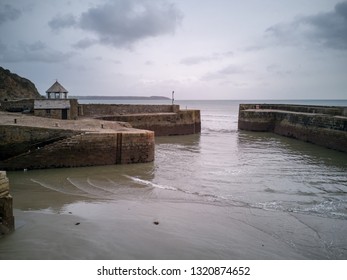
1,100,347,259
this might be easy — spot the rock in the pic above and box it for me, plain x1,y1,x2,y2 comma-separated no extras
0,66,42,101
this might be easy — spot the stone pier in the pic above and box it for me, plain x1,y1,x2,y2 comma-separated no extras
238,104,347,153
0,171,14,235
0,111,155,171
80,104,201,136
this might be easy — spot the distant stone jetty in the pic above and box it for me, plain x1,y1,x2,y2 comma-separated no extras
238,104,347,153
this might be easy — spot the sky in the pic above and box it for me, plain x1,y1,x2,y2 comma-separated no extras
0,0,346,100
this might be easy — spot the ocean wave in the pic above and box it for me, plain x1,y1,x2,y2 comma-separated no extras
296,190,318,196
264,187,277,193
30,178,93,198
202,114,235,118
252,199,347,220
124,175,230,201
66,177,115,198
202,127,238,134
86,178,122,194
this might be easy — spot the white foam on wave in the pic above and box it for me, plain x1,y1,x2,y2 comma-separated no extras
124,175,177,191
203,127,237,134
67,177,114,198
30,178,93,198
124,175,231,203
86,178,119,195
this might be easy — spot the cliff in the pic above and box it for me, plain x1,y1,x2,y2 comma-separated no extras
0,66,41,101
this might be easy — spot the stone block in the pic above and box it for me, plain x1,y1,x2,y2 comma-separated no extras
0,171,14,235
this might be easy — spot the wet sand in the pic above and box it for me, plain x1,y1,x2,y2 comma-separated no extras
1,197,347,260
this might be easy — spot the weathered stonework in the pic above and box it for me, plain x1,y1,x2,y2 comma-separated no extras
0,99,36,113
0,171,14,235
0,102,200,170
238,104,347,153
1,98,79,120
0,125,78,160
34,99,79,120
1,101,201,136
80,104,180,116
98,110,201,136
0,132,154,170
0,112,155,170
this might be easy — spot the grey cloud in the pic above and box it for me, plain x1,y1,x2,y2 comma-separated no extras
201,64,245,81
0,40,75,63
48,14,77,30
0,41,7,52
0,3,21,25
266,64,292,77
145,60,154,65
181,56,209,65
219,64,245,75
78,0,183,48
93,57,122,65
73,38,98,49
266,1,347,50
180,51,233,65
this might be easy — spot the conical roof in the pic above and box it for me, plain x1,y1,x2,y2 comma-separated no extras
46,80,68,93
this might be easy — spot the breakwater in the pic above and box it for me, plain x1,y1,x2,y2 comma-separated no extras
98,110,201,136
1,101,201,136
0,103,200,170
80,104,201,136
238,104,347,152
80,104,180,115
0,112,154,171
0,171,14,235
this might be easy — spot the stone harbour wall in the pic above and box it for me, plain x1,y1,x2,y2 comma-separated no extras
99,110,201,136
0,99,35,112
238,104,347,153
80,104,180,117
239,103,347,116
0,102,200,170
0,131,154,171
0,171,14,235
0,125,78,160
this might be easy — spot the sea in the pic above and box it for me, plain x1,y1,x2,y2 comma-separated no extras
1,99,347,260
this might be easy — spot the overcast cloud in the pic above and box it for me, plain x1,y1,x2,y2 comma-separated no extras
0,40,75,63
49,0,183,49
48,14,77,31
266,1,347,50
0,3,21,25
0,0,346,99
180,52,233,65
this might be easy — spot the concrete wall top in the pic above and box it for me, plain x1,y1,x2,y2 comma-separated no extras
81,104,180,117
240,104,347,117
